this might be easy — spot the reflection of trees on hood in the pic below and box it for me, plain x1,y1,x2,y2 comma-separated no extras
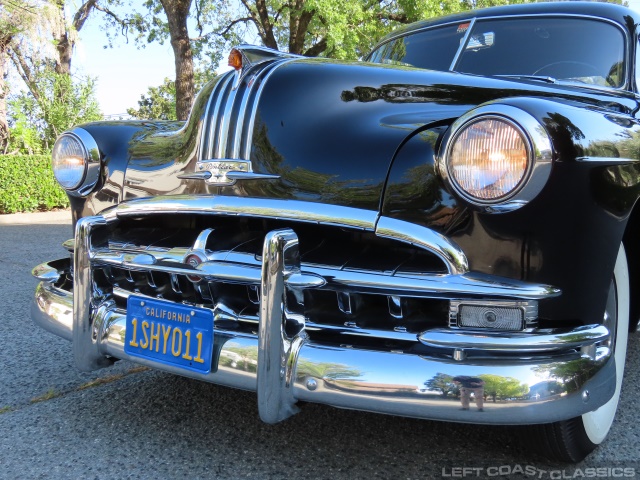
341,83,523,105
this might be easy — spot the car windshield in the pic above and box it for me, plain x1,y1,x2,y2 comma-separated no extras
368,16,626,88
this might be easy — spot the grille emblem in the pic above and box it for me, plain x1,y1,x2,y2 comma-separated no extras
183,229,214,283
178,159,280,186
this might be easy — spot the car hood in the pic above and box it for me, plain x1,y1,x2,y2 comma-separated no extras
120,57,636,212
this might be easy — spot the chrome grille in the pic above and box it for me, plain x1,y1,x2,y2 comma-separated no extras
199,61,286,161
88,217,451,347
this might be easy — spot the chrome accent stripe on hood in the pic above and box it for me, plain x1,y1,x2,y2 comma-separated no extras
199,58,297,162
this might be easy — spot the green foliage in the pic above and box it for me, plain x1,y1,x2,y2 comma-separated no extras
4,110,43,155
0,154,68,213
127,71,214,120
127,77,177,120
9,70,102,151
208,0,533,61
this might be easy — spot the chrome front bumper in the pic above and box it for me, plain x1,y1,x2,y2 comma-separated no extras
31,197,617,425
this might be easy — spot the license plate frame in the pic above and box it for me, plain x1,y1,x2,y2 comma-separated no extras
124,295,213,374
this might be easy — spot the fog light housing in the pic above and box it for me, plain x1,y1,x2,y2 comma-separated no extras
449,300,538,331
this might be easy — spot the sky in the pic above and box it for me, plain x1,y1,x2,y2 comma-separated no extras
74,1,640,117
74,23,183,117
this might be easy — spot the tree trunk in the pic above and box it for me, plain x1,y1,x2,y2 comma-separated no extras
0,40,11,153
53,0,97,75
160,0,194,121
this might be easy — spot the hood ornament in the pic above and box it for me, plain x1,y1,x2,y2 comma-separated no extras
228,45,302,90
178,159,280,186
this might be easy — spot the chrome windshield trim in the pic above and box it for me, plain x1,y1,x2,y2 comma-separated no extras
449,17,476,71
418,324,609,352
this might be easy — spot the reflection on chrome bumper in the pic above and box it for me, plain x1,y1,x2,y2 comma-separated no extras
33,276,615,426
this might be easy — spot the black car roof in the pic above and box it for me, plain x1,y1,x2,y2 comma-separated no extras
375,1,640,47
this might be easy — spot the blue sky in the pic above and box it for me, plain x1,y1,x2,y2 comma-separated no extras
74,1,640,117
74,22,185,117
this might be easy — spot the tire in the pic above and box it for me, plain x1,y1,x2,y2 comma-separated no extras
520,244,629,463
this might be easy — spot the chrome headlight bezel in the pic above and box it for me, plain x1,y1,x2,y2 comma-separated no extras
438,104,553,213
52,127,101,197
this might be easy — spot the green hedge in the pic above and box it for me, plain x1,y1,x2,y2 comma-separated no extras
0,155,69,214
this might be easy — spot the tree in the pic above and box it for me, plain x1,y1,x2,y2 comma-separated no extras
127,70,213,120
213,0,531,62
424,373,459,397
101,0,227,121
479,374,529,402
127,77,177,120
9,70,102,150
0,0,39,151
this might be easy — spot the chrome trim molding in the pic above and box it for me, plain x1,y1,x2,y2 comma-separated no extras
376,216,469,275
179,159,280,186
437,104,553,214
449,17,476,71
231,44,303,89
198,55,297,163
418,324,609,352
103,195,379,231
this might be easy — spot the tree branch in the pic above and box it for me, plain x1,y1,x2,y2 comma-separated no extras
72,0,98,32
303,37,326,57
217,16,254,38
377,12,409,23
239,0,265,40
93,3,133,37
7,44,40,101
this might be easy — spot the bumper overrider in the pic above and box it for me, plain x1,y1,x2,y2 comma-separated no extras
32,196,616,425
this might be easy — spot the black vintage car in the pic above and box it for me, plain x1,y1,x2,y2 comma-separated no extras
32,1,640,462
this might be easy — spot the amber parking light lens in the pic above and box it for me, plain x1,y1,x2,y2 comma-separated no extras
228,49,243,70
52,134,87,190
449,118,529,202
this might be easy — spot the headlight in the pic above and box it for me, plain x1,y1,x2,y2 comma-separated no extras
449,118,528,201
52,128,100,196
440,105,552,213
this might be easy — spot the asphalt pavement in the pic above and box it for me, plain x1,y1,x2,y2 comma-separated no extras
0,211,638,479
